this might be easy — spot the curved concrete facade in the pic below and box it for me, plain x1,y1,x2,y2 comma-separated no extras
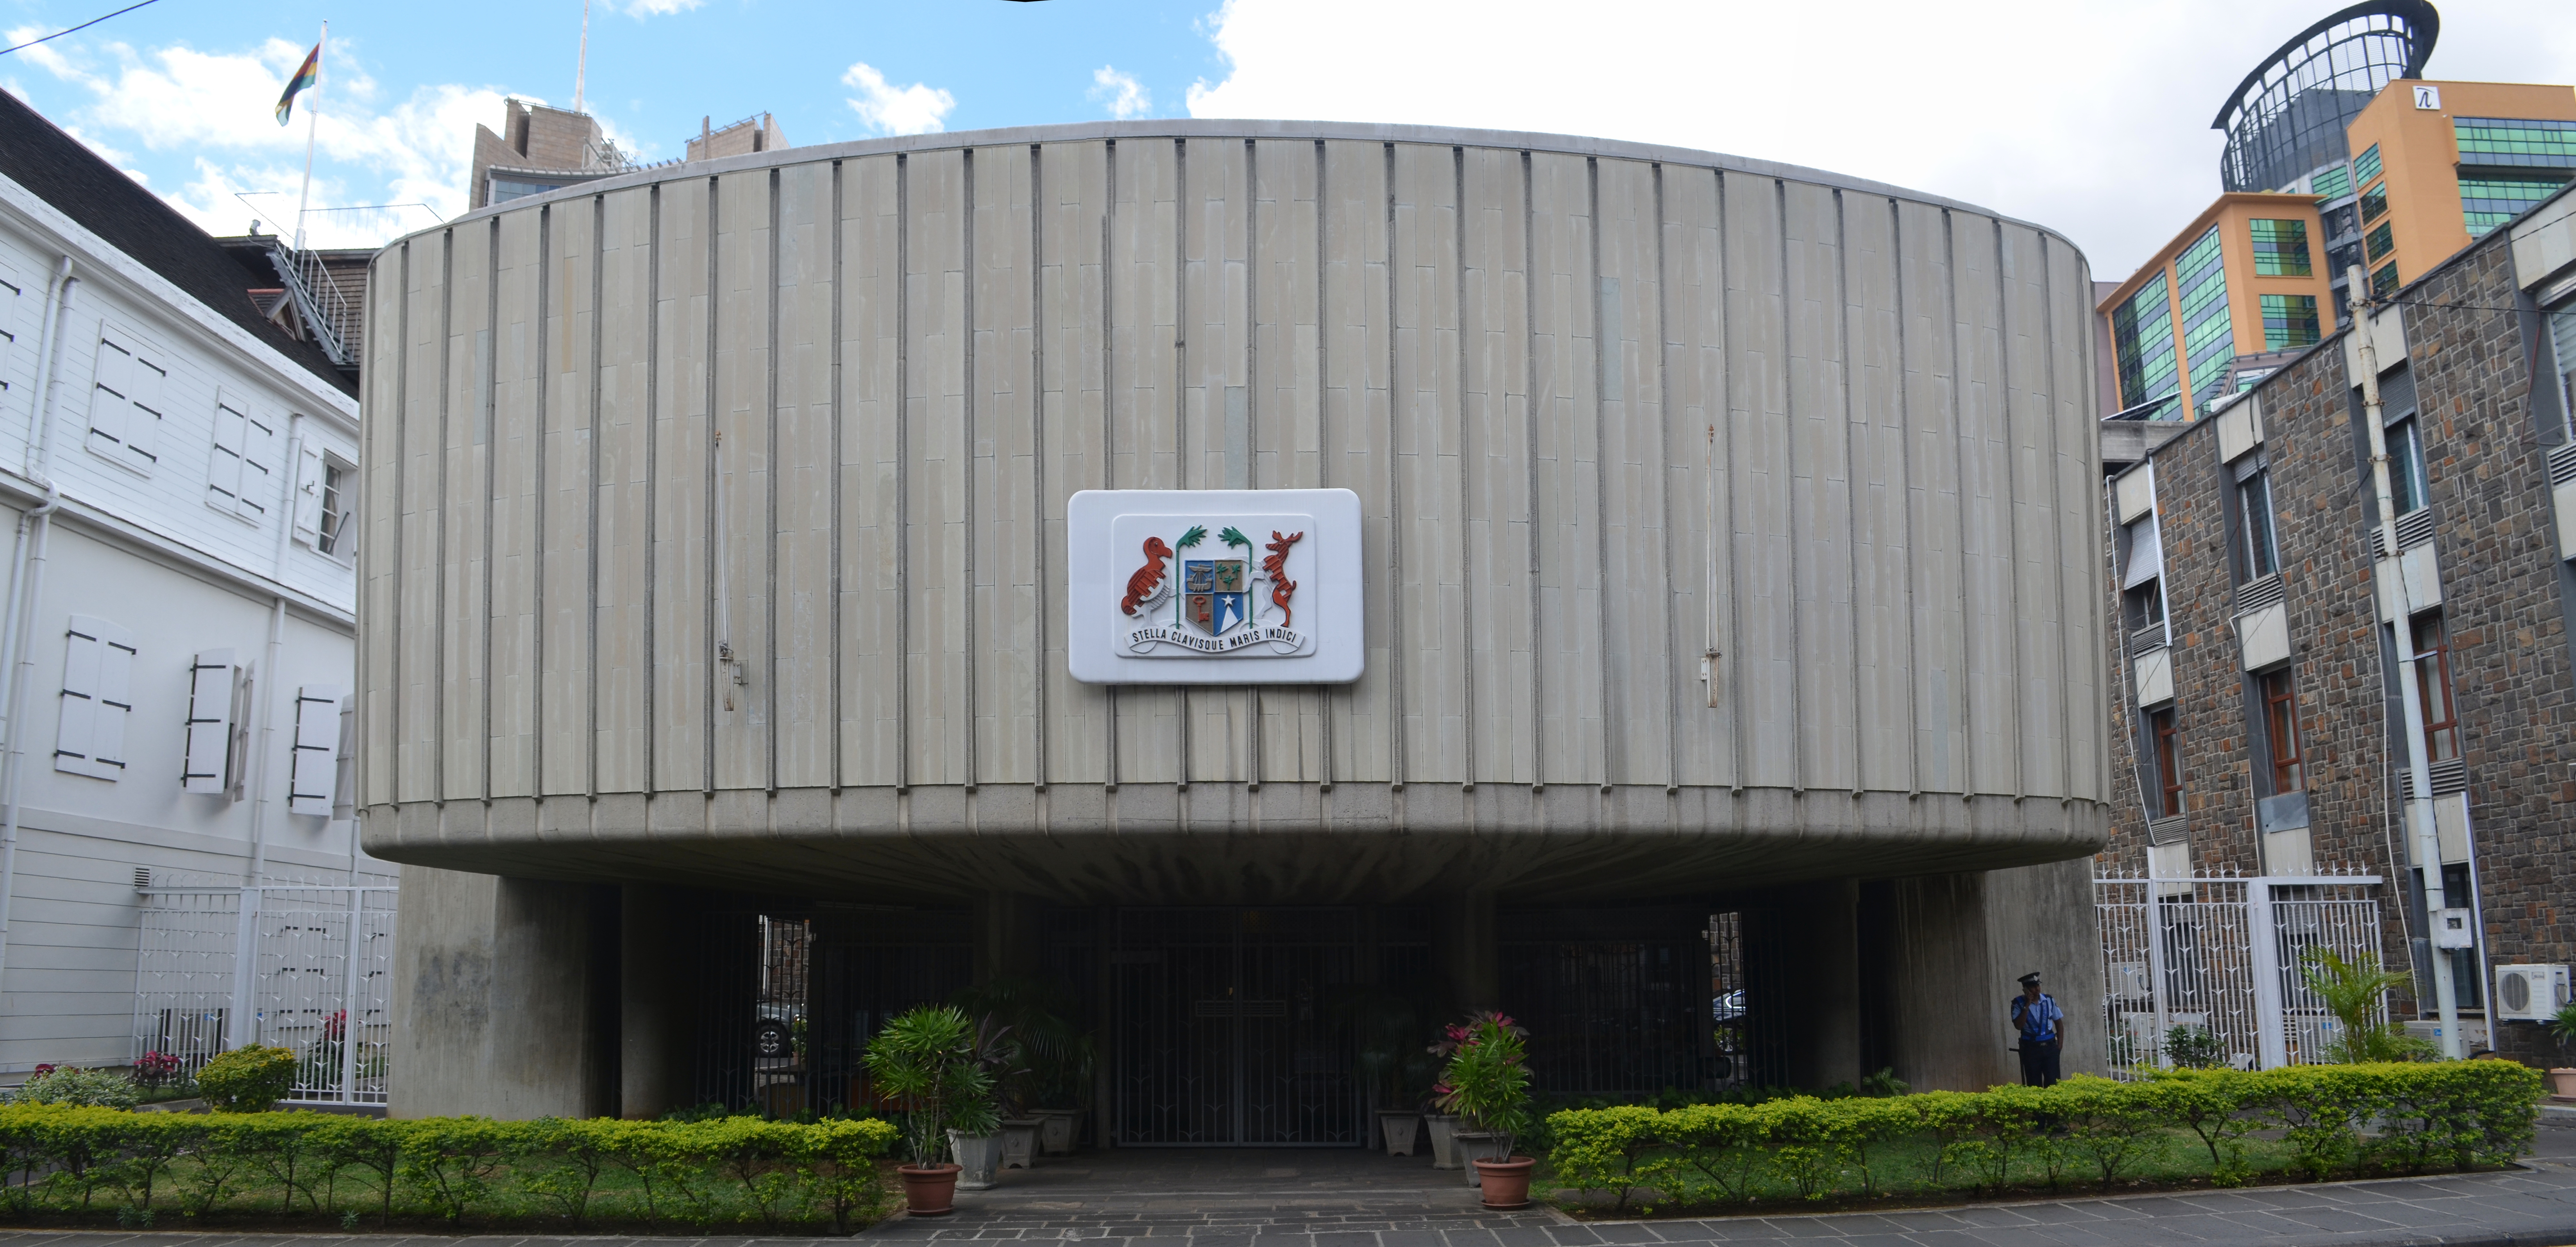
358,120,2109,906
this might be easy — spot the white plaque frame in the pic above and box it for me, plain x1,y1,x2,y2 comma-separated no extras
1066,489,1365,685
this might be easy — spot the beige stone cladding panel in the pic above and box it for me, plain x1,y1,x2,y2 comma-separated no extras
442,222,495,802
1660,166,1730,789
540,196,598,798
399,232,447,806
1999,222,2070,802
1840,192,1915,795
839,155,900,788
903,152,967,790
1951,216,2018,799
1721,169,1791,791
484,210,544,800
1250,138,1330,785
1596,157,1674,789
1528,152,1604,788
968,143,1041,789
651,178,714,793
772,163,835,790
711,170,774,791
1184,136,1254,784
361,247,404,811
1037,141,1111,788
1320,139,1394,786
1457,145,1535,788
1782,178,1858,795
2048,233,2107,804
1894,199,1970,797
1392,141,1465,786
592,188,653,795
1108,139,1185,785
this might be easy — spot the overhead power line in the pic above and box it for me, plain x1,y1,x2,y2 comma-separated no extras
0,0,164,57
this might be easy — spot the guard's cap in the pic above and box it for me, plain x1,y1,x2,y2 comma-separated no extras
2017,972,2043,986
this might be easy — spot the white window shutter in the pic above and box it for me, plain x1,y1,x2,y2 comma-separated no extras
331,695,355,821
288,684,345,816
208,393,247,512
55,616,133,780
182,649,236,795
238,412,277,519
88,337,132,454
292,441,324,545
122,348,166,468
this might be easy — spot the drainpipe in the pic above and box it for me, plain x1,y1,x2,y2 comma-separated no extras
0,256,76,992
244,413,305,884
2347,264,2463,1060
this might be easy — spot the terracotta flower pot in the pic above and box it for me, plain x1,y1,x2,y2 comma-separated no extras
899,1163,962,1216
2550,1068,2576,1101
1473,1156,1537,1209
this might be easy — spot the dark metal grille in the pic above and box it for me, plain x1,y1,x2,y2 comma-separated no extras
1110,908,1363,1146
694,905,972,1117
1499,907,1720,1097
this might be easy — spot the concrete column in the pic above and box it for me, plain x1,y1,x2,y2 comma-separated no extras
1884,872,2008,1091
1782,879,1862,1091
620,883,696,1118
1982,858,2106,1079
1431,890,1498,1013
387,865,608,1119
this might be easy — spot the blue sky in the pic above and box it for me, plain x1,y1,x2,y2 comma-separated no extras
4,0,2571,274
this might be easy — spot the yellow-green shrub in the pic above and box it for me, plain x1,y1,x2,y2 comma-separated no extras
1542,1061,2539,1208
194,1045,300,1113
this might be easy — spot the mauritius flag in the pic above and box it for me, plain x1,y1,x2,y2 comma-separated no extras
274,41,320,125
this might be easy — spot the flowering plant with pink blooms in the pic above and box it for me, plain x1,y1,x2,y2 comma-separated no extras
1431,1013,1531,1149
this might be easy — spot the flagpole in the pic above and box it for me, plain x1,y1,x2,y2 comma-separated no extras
573,0,590,115
292,21,325,252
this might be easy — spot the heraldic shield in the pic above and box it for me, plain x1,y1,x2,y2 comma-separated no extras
1068,488,1362,684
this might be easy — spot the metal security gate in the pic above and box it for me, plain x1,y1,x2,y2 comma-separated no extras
1498,906,1724,1097
2095,872,2383,1076
693,906,974,1117
1111,908,1361,1146
133,882,397,1104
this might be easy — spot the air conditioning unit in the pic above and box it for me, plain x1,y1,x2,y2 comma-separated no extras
2494,965,2572,1022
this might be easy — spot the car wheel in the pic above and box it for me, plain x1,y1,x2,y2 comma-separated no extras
755,1021,790,1058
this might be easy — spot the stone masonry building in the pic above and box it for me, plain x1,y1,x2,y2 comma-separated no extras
2100,177,2576,1066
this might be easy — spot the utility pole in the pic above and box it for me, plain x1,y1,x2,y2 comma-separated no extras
2347,264,2463,1060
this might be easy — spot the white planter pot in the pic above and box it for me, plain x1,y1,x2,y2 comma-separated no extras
1454,1131,1512,1187
947,1130,1002,1191
999,1119,1041,1170
1036,1109,1080,1154
1377,1110,1422,1156
1425,1113,1461,1168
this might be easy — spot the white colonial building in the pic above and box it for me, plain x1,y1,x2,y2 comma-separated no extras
0,89,379,1081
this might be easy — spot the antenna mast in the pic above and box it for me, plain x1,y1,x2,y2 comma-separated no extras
573,0,591,114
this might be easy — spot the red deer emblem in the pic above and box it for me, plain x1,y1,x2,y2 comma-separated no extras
1121,536,1174,616
1263,531,1304,627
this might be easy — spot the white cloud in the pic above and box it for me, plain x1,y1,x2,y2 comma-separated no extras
1090,65,1151,120
11,33,512,245
842,61,954,136
618,0,704,14
1184,0,2576,278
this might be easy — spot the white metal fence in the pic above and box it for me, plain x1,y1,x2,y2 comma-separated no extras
2096,872,2385,1077
132,881,396,1105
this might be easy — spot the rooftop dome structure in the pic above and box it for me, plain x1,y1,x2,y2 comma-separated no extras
2214,0,2438,193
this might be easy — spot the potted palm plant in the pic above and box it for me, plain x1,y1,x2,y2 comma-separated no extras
2547,1000,2576,1101
1434,1013,1535,1209
954,976,1093,1159
1337,983,1441,1156
864,1005,998,1216
946,1013,1021,1191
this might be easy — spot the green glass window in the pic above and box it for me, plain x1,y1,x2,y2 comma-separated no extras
2112,272,2180,418
2453,117,2576,168
2310,164,2352,202
2360,182,2388,223
2460,172,2572,237
2372,262,2400,297
2175,227,2235,412
2365,220,2395,262
2250,220,2312,276
2261,294,2321,350
2354,143,2382,185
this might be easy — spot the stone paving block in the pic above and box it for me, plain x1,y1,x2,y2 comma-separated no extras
1945,1206,2044,1229
1378,1233,1445,1247
1490,1230,1559,1247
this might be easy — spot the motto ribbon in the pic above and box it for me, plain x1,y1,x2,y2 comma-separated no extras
1124,623,1312,656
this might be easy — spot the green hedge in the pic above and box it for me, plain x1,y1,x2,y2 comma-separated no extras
1548,1063,2540,1213
0,1107,899,1234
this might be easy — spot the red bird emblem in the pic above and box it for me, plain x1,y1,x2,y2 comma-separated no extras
1263,531,1304,626
1121,536,1174,616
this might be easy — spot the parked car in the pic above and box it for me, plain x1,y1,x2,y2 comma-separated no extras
755,1002,804,1059
1711,990,1746,1023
